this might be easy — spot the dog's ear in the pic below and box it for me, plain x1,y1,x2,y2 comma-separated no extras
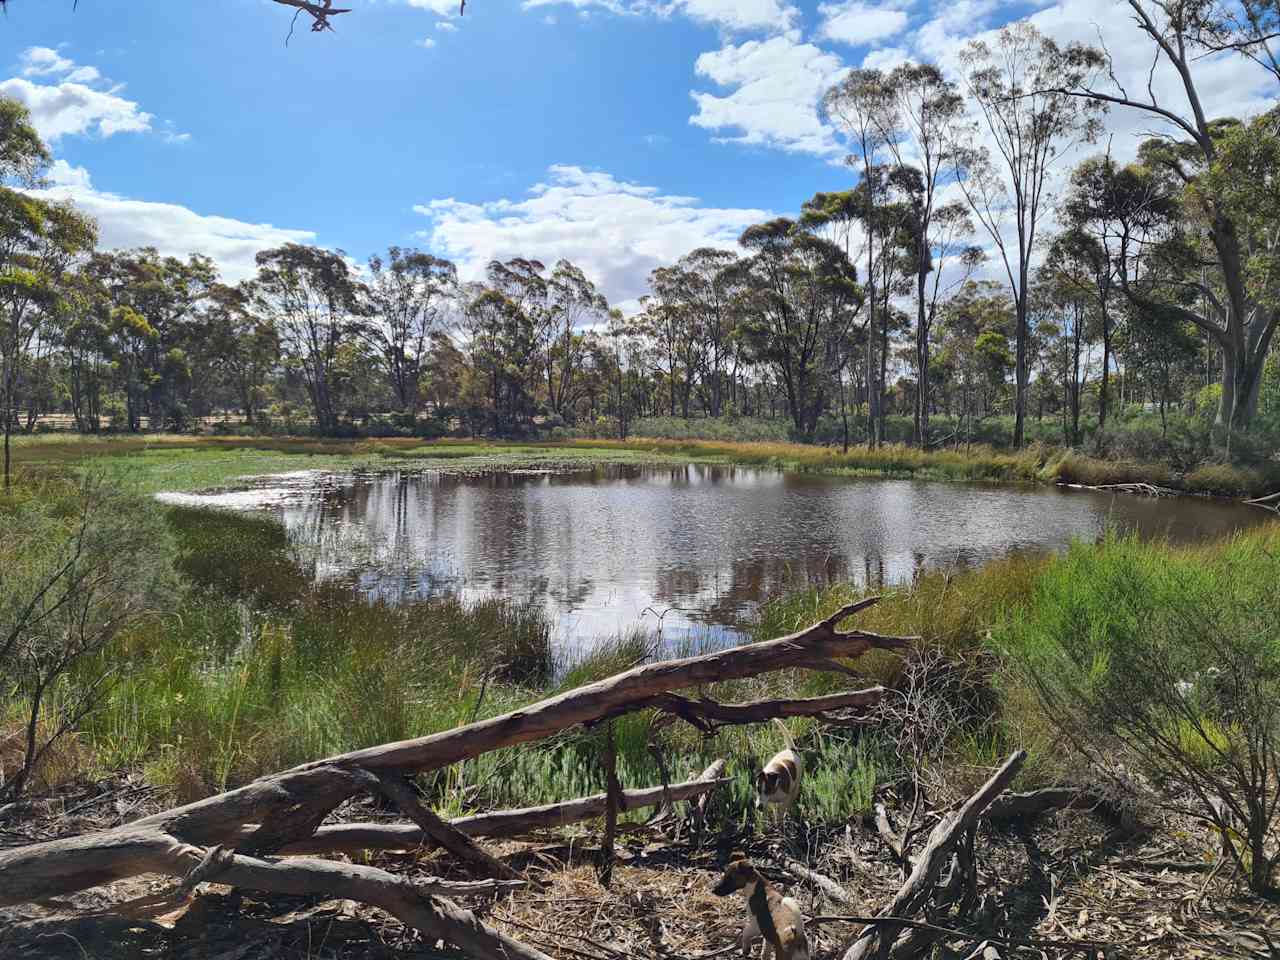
754,770,766,786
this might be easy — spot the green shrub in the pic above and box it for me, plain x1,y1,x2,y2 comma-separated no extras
995,528,1280,892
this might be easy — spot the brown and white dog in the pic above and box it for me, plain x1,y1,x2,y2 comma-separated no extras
755,719,802,822
712,858,810,960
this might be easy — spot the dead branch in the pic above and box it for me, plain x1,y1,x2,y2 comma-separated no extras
1058,480,1181,497
357,768,523,882
637,687,886,733
783,859,855,906
982,786,1125,824
0,599,909,960
1245,490,1280,512
279,760,730,854
875,801,908,868
598,721,623,887
842,750,1027,960
271,0,351,34
814,913,1115,957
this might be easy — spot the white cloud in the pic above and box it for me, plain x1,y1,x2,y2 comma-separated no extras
2,46,157,143
861,45,909,70
65,66,101,84
30,166,316,282
0,77,153,141
19,47,74,77
690,36,848,155
404,0,460,15
436,20,459,31
414,165,769,307
670,0,798,33
519,0,797,33
817,1,909,47
419,36,438,48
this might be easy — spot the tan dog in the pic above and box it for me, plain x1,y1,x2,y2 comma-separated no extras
755,719,802,822
711,858,810,960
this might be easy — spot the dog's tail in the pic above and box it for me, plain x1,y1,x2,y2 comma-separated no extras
772,717,797,752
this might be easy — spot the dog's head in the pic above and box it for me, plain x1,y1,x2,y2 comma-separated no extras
754,760,797,809
712,858,759,896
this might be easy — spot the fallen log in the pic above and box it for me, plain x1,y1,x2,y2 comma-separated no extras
357,768,523,883
784,859,855,906
842,750,1026,960
0,600,908,960
982,786,1123,824
639,687,885,733
1,832,548,960
278,761,730,855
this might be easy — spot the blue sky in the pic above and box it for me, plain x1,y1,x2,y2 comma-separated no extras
0,0,1272,309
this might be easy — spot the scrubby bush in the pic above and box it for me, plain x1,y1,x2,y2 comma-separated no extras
0,477,174,801
996,530,1280,892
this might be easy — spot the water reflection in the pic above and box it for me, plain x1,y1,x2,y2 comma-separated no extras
181,463,1271,648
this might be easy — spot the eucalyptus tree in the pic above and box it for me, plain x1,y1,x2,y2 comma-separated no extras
252,244,365,435
935,281,1016,438
955,20,1105,447
824,70,898,445
1046,214,1119,429
365,246,456,416
0,195,95,486
873,62,979,445
1037,253,1097,445
201,282,280,427
734,218,862,440
1055,1,1278,430
674,248,741,418
544,260,609,422
0,96,57,486
54,269,109,433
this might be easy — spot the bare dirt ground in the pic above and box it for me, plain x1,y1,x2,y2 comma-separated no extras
2,774,1277,960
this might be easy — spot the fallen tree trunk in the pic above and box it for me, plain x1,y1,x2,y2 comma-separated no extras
278,761,730,855
0,599,908,960
982,786,1122,823
842,750,1026,960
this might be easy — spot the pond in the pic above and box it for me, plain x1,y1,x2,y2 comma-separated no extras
160,463,1270,648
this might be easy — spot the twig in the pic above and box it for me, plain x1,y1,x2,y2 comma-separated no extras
812,915,1116,955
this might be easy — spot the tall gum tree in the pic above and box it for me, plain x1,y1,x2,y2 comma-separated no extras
366,247,456,417
824,70,896,447
734,218,863,440
872,63,981,447
252,244,365,435
955,21,1104,448
1055,0,1279,428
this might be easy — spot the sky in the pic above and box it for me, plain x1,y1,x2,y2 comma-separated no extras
0,0,1273,313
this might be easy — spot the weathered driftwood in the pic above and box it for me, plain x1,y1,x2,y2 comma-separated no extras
784,859,855,905
875,801,908,867
0,599,909,960
357,768,523,883
637,687,885,733
982,786,1121,823
278,761,730,855
842,750,1027,960
1059,480,1180,497
1246,490,1280,512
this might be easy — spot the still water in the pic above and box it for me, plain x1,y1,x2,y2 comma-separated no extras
163,463,1270,646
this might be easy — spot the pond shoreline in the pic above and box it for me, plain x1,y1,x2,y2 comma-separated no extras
12,432,1280,502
